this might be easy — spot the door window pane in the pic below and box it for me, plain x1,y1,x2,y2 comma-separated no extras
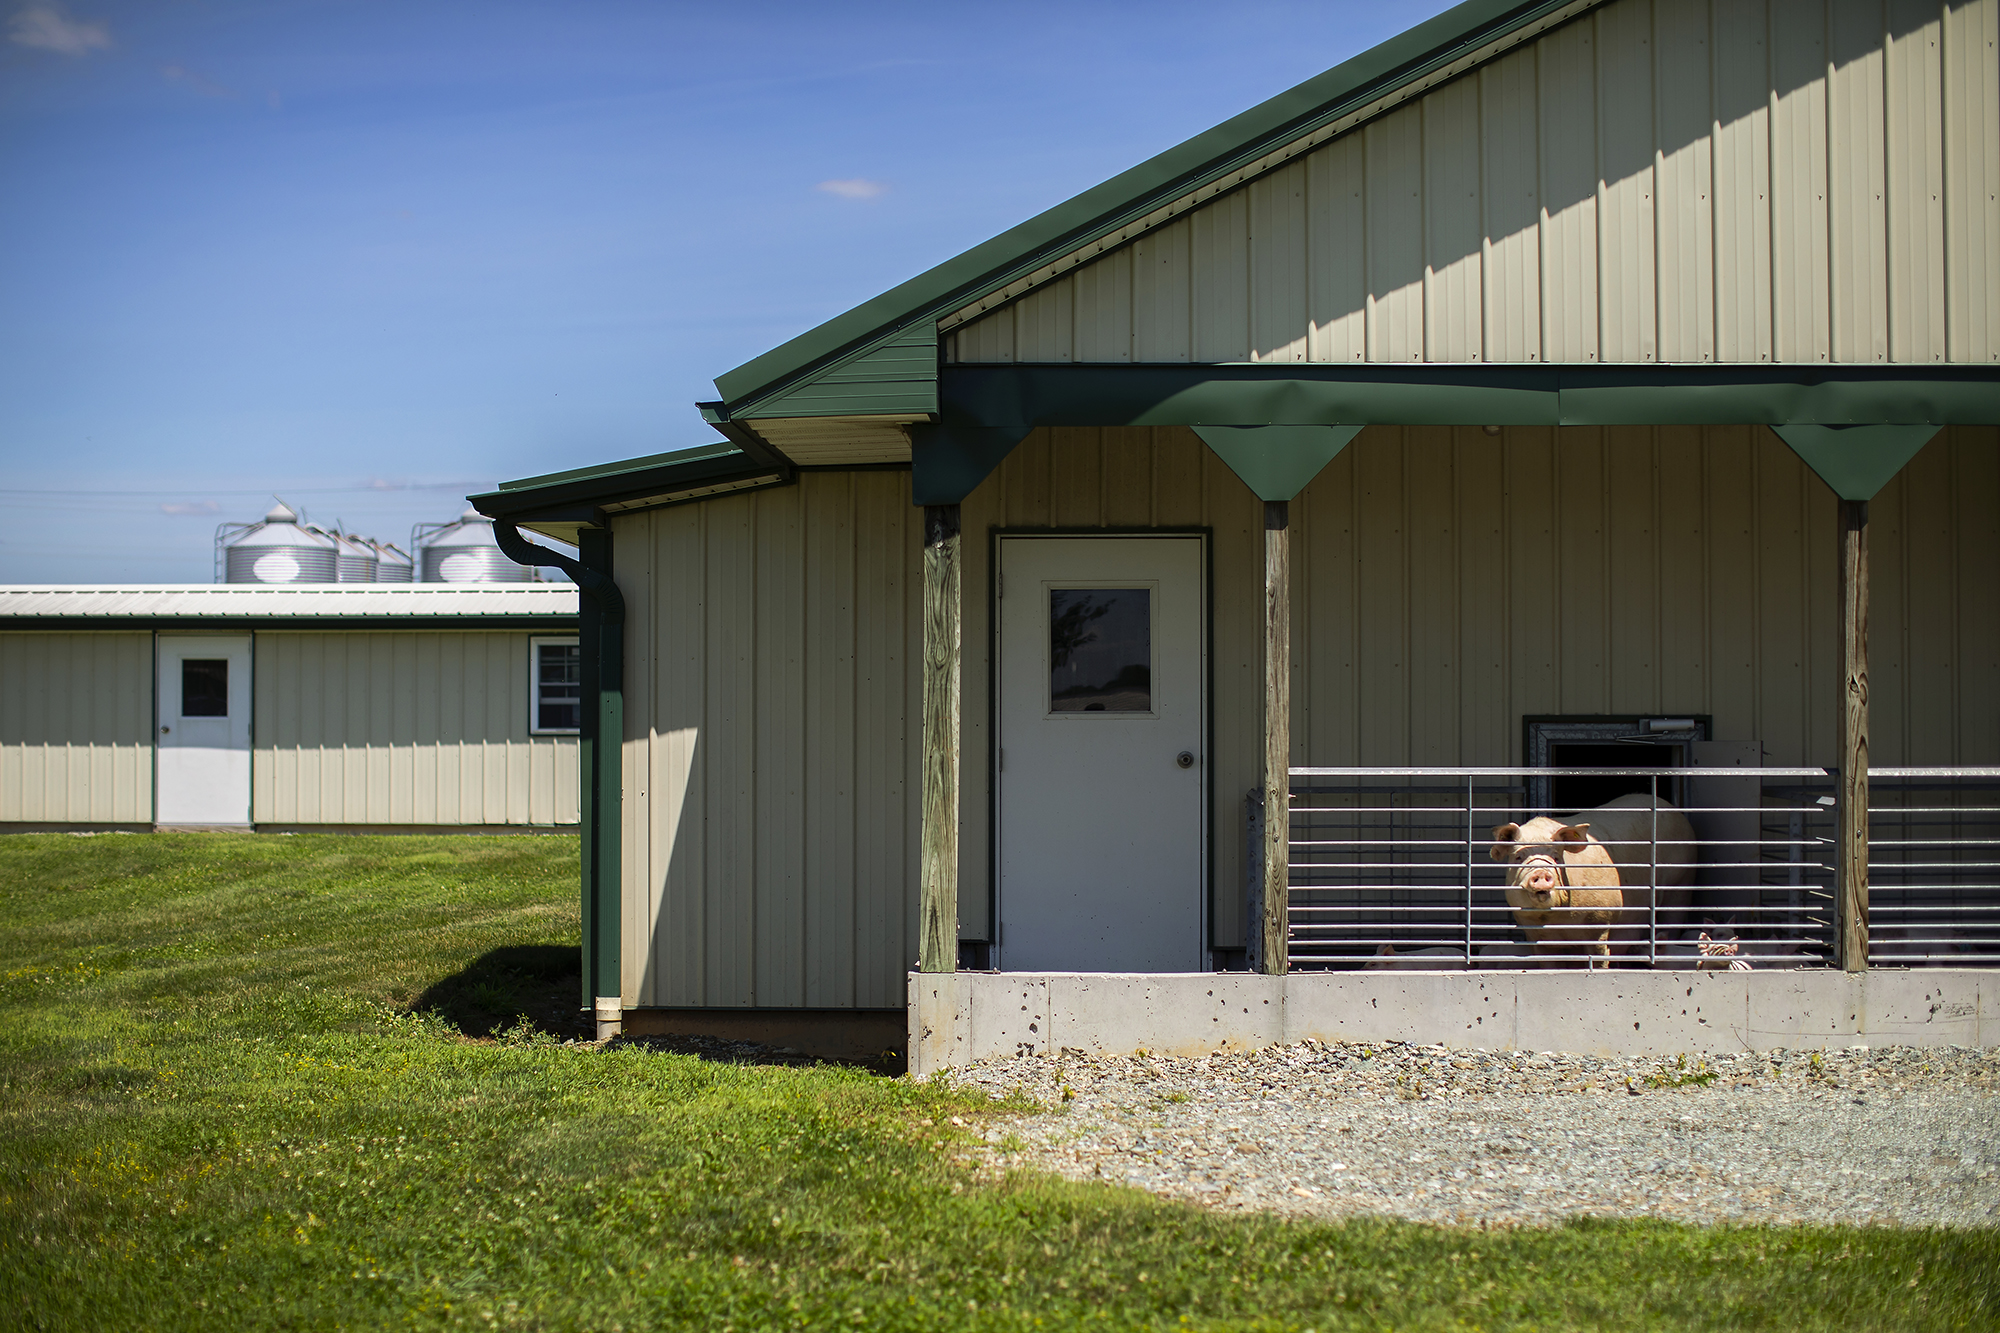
536,642,582,732
1049,588,1151,712
181,659,228,717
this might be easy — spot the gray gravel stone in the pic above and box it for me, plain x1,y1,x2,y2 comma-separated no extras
954,1041,2000,1227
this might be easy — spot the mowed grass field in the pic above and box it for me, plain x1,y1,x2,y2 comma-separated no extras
1,833,1993,1332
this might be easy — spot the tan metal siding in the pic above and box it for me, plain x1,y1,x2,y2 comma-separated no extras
947,0,1999,367
1481,44,1545,361
1308,136,1369,362
616,475,919,1011
0,632,153,823
1944,0,2000,360
251,631,577,826
1289,423,1999,770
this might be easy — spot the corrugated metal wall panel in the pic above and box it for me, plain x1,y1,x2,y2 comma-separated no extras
1770,0,1832,364
251,632,577,826
1365,104,1427,362
1480,44,1544,361
1131,217,1193,363
1249,161,1311,362
1654,0,1715,363
953,0,1998,367
1830,1,1891,363
1943,0,2000,361
1540,18,1602,363
1307,136,1369,362
1424,78,1486,361
1886,0,1949,362
1595,0,1657,363
616,474,920,1011
1191,188,1251,361
0,632,153,823
1289,423,1998,771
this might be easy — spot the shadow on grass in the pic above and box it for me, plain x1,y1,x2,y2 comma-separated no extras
410,945,590,1040
409,948,904,1074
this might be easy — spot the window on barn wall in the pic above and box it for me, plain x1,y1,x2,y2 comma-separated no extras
1523,717,1709,815
531,638,581,734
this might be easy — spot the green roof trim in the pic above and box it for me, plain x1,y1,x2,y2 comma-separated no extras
1193,425,1364,501
711,0,1585,415
471,440,784,523
1772,424,1944,501
497,440,743,492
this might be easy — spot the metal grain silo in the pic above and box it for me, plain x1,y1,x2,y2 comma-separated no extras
218,502,339,584
414,507,534,583
328,529,380,583
370,540,415,582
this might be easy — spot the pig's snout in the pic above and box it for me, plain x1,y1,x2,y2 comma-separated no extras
1521,863,1560,893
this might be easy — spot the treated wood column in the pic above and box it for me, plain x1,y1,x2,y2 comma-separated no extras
919,504,961,974
1837,499,1870,971
1262,500,1290,976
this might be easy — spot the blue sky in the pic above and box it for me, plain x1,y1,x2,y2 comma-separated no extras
1,0,1455,581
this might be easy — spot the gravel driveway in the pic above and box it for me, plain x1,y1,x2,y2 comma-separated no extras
956,1041,2000,1227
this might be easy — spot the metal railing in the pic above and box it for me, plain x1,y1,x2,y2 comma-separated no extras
1263,766,2000,970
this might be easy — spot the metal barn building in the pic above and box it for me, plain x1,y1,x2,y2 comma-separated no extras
473,0,2000,1062
0,587,581,832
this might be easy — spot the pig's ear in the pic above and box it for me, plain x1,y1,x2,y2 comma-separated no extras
1553,822,1590,843
1488,823,1520,859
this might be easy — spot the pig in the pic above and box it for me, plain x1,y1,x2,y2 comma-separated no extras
1652,930,1754,971
1364,945,1470,970
1488,817,1624,967
1565,795,1699,957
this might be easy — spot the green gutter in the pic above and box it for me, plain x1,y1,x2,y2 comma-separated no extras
714,0,1586,413
492,520,624,1036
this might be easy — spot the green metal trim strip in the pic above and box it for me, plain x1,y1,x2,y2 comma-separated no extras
908,364,1999,502
712,0,1586,413
474,443,786,521
1191,425,1364,501
1771,424,1945,501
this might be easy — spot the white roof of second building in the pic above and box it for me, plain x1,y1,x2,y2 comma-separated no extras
0,585,579,619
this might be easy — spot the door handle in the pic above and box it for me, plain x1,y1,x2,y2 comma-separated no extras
1175,751,1195,769
160,726,170,734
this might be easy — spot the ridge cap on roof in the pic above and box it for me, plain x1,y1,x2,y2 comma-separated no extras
711,0,1575,413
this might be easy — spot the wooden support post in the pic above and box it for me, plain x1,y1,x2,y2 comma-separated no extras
1262,500,1290,976
919,504,961,974
1837,499,1870,971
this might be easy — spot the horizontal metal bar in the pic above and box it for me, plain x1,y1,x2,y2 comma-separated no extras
1290,766,1835,778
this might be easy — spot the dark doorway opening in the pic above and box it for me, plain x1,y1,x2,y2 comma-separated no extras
1524,717,1710,814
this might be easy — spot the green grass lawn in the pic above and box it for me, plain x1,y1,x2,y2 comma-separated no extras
0,832,1992,1332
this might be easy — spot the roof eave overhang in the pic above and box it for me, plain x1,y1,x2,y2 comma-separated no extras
472,449,793,531
0,616,583,632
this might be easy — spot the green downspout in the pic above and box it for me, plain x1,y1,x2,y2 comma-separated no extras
493,520,624,1039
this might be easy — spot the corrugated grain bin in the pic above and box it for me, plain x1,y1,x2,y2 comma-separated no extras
219,502,338,584
415,508,534,584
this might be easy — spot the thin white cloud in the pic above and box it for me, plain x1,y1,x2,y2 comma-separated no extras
162,64,234,98
9,5,109,55
160,501,220,516
817,178,886,200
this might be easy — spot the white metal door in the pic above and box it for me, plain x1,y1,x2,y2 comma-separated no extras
996,536,1205,972
155,634,252,826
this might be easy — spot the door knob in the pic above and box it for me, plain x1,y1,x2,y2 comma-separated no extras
160,726,170,734
1176,751,1195,769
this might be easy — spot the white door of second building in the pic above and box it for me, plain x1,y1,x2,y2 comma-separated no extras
156,634,252,826
995,535,1206,972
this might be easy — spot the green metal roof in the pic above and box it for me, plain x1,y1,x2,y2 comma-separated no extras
712,0,1587,418
471,440,784,528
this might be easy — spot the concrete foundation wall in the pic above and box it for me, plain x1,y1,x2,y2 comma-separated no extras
908,970,1992,1075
